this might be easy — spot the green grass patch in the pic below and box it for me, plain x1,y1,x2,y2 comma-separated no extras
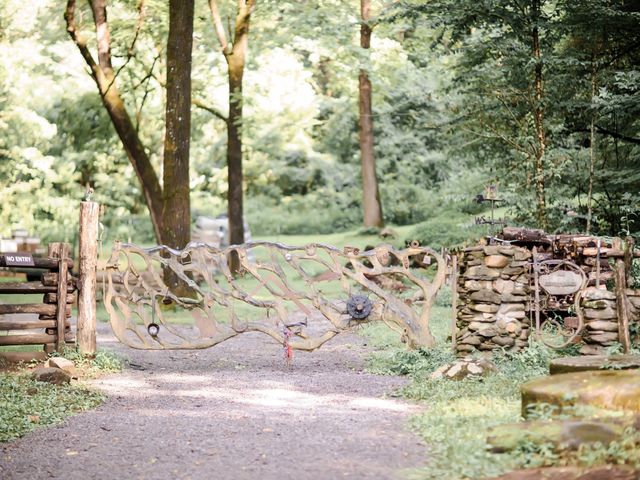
0,373,104,442
362,316,640,478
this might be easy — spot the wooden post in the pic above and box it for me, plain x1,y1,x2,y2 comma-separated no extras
56,243,69,351
612,237,631,353
450,253,458,353
78,201,99,355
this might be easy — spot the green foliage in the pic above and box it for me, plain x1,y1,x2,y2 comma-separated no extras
0,373,104,442
408,209,481,249
50,347,124,376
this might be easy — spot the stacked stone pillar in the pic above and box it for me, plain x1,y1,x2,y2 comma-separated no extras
456,245,532,355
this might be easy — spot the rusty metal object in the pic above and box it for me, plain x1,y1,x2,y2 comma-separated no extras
104,241,446,351
532,258,587,349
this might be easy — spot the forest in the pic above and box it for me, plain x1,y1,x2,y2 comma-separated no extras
1,0,639,248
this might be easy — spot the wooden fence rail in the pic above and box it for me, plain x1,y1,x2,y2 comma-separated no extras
0,242,76,362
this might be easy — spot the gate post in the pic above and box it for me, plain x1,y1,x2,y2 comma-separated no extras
78,201,99,355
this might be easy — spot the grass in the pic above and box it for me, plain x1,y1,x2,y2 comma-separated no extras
361,312,640,479
0,348,123,442
0,373,104,442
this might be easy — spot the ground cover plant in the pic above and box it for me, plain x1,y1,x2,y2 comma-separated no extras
0,349,123,442
362,303,640,479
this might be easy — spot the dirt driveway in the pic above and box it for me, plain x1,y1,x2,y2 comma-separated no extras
1,324,427,479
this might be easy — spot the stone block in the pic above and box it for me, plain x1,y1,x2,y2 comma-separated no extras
483,246,502,256
459,335,482,346
45,357,77,378
584,307,617,320
585,320,619,332
463,265,501,280
470,303,499,313
503,266,525,276
513,249,532,261
493,336,515,347
493,278,515,295
484,255,510,268
470,289,502,304
587,332,619,343
583,288,616,301
464,280,494,291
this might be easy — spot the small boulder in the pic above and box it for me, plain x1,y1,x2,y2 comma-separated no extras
31,367,71,385
486,465,638,480
379,227,398,239
430,358,497,381
487,419,629,453
45,357,77,377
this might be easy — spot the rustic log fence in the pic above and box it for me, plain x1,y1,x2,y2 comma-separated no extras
0,243,76,362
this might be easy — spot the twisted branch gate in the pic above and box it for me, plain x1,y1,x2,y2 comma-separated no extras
104,241,446,352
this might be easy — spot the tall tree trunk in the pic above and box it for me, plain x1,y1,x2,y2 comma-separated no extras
531,0,547,230
208,0,255,273
65,0,164,242
586,64,597,235
226,57,245,251
161,0,194,251
359,0,384,228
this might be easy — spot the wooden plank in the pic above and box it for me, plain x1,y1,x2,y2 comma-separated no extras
0,254,73,270
43,293,76,304
0,304,56,315
613,238,631,354
0,319,68,330
0,333,56,346
0,351,48,363
78,201,99,355
50,243,71,351
0,282,58,294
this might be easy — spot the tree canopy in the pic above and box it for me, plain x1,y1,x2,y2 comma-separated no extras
1,0,639,245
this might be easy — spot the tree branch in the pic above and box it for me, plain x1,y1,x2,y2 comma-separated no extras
595,125,640,145
208,0,230,53
192,98,228,123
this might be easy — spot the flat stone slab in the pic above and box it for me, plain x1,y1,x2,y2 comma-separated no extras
486,465,638,480
521,370,640,417
487,418,639,453
549,355,640,375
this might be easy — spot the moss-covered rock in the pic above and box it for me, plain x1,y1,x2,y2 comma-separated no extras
487,419,634,453
521,370,640,418
486,465,638,480
549,355,640,375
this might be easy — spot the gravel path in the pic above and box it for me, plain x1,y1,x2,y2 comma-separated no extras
1,324,427,480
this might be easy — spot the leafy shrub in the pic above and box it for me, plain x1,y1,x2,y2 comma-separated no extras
408,210,481,249
0,374,103,442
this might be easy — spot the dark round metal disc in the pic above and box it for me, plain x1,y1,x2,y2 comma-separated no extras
147,323,160,337
347,295,373,320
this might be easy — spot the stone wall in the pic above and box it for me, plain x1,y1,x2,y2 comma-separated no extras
456,245,532,355
456,249,640,356
579,288,619,355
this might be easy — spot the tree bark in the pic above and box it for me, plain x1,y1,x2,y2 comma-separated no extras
531,0,547,230
586,64,597,234
359,0,384,228
227,56,245,251
208,1,256,273
65,0,164,242
161,0,194,252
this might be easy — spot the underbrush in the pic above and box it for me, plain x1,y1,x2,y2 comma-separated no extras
363,324,640,479
50,347,124,376
0,374,104,442
0,348,123,442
